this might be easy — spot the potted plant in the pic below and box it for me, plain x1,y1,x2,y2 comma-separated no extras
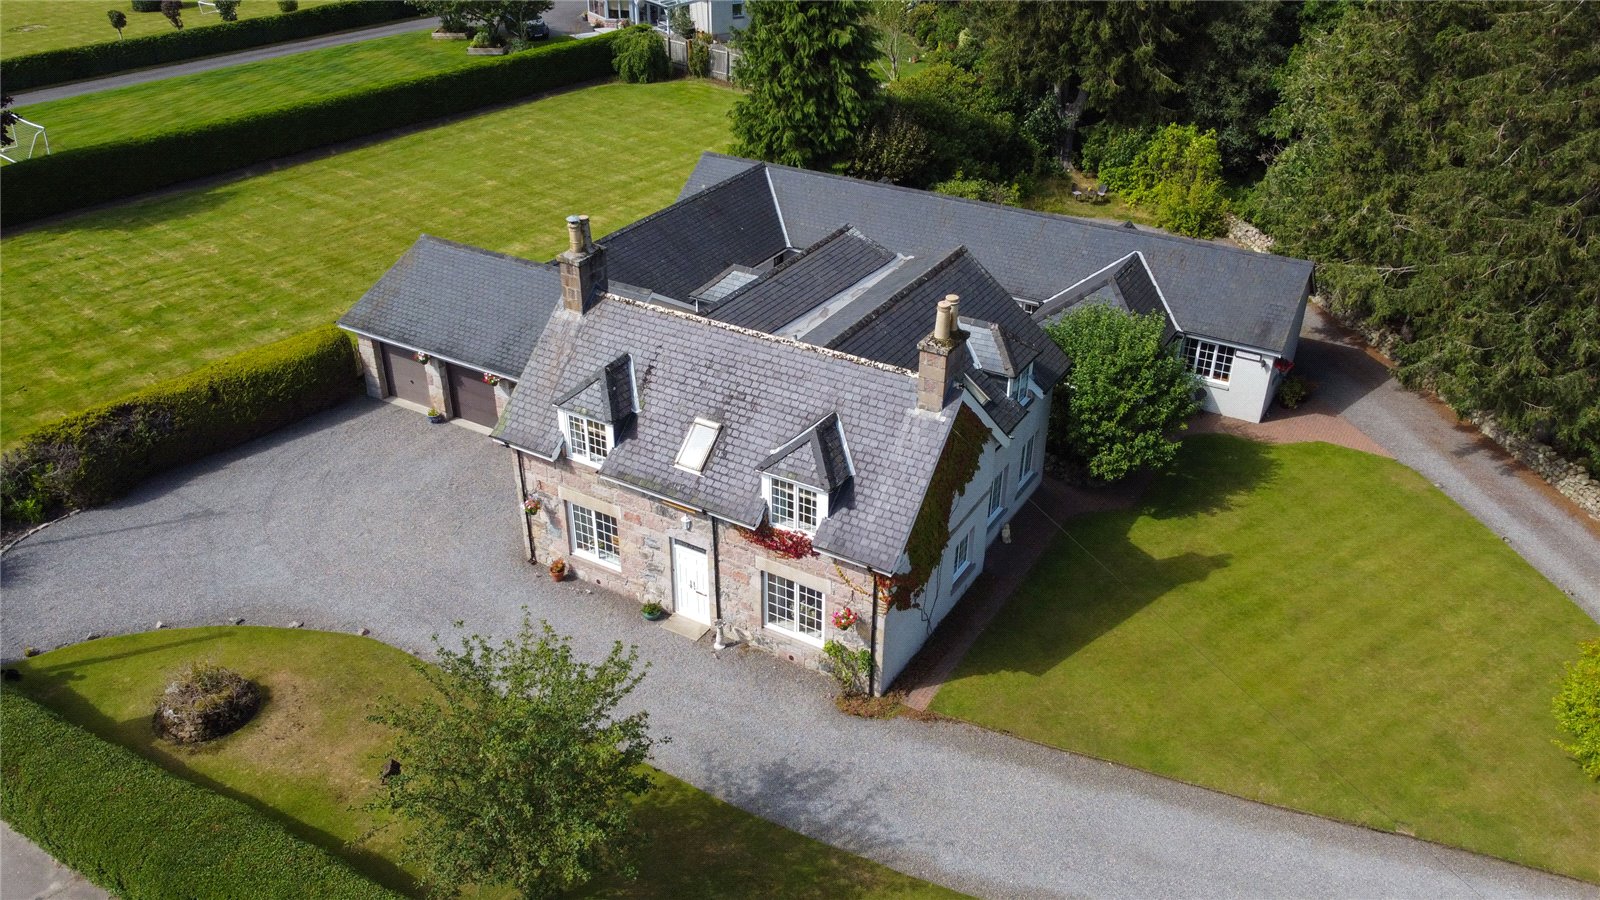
831,607,859,630
548,557,568,582
640,602,667,622
426,408,446,424
483,372,502,386
413,351,430,364
523,497,542,516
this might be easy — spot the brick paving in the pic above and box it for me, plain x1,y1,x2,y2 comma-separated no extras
1187,408,1392,457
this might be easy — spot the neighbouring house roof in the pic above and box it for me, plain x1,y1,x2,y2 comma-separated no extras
337,235,560,378
709,226,897,332
494,298,958,573
677,153,1314,355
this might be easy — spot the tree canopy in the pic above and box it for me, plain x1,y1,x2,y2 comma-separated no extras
730,0,880,169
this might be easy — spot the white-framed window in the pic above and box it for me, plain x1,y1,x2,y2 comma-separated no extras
1184,338,1235,383
1018,434,1037,489
731,2,745,17
952,532,972,580
1008,363,1034,405
766,476,825,533
987,469,1007,521
563,412,612,467
674,418,722,474
569,502,620,567
763,572,823,644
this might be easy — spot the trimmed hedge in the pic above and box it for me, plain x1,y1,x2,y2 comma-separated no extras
0,690,399,899
0,1,418,93
0,33,620,226
0,325,358,523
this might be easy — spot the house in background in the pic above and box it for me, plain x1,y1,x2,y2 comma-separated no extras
339,153,1313,691
584,0,748,37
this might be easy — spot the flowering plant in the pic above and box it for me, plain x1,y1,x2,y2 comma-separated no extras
1273,358,1295,374
523,497,542,516
483,372,502,386
413,351,430,363
831,607,858,630
737,522,815,559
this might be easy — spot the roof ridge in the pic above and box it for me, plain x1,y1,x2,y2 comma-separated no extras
597,162,772,251
822,246,969,350
604,293,917,378
414,234,555,271
714,222,854,308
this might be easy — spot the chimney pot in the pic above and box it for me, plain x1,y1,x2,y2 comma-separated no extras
578,214,593,250
917,294,967,412
566,215,584,254
934,294,959,342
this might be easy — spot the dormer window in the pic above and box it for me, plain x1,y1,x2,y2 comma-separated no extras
1008,363,1034,405
765,476,826,533
562,412,612,467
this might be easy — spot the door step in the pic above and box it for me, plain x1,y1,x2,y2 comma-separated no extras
659,615,710,642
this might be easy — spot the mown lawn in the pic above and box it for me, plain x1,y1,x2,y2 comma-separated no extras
933,436,1600,882
1022,171,1161,229
14,626,960,899
0,0,339,58
10,31,568,155
0,79,738,443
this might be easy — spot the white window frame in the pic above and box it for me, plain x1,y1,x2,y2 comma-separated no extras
1018,433,1037,490
561,411,613,468
762,572,824,646
1008,363,1035,406
987,469,1007,522
568,501,621,569
952,532,972,581
674,417,722,475
1184,337,1236,384
763,475,827,534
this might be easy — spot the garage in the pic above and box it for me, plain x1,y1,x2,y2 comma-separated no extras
447,363,502,427
380,344,431,408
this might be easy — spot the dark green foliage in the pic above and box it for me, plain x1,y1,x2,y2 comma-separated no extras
905,0,965,51
130,0,162,11
1078,122,1154,183
1168,1,1301,177
932,171,1020,206
160,0,184,29
1553,639,1600,780
730,0,880,168
1105,124,1229,238
1,1,418,92
1276,372,1312,410
882,405,989,610
687,34,710,78
612,23,668,83
107,9,128,37
0,326,358,524
277,0,298,11
0,690,397,900
371,614,654,899
1251,2,1600,474
874,61,1031,185
214,0,241,22
0,34,618,225
845,103,933,185
1045,306,1198,482
668,4,694,41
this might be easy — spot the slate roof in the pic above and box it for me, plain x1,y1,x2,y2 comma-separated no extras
554,355,636,424
338,235,560,378
600,163,787,303
494,298,957,572
679,153,1314,355
710,227,896,333
1033,253,1179,344
758,413,853,494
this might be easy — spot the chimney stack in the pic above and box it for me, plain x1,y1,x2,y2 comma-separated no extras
917,294,967,412
559,213,607,314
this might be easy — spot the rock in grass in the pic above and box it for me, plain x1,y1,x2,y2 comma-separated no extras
153,661,261,744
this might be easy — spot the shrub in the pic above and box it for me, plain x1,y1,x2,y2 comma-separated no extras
869,62,1034,186
1102,124,1229,238
160,0,184,29
1276,372,1312,409
152,662,262,744
612,23,668,83
1553,639,1600,780
277,0,299,10
1,2,418,92
0,326,358,523
932,171,1021,206
687,34,710,77
0,690,397,899
822,640,873,698
468,28,496,48
1078,122,1153,186
0,33,618,225
214,0,241,22
107,9,128,38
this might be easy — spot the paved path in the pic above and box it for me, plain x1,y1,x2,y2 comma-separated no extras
0,825,106,900
3,400,1592,899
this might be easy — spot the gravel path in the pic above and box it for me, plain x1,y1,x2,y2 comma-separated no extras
1296,306,1600,622
3,399,1591,899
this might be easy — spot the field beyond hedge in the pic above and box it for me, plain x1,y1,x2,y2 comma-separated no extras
0,79,738,443
0,0,338,59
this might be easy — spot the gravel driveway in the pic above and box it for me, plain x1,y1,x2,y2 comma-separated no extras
2,399,1592,899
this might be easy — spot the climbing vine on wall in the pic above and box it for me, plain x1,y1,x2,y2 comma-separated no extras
737,522,816,559
879,405,991,611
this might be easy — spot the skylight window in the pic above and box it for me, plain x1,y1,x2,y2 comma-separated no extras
674,418,722,474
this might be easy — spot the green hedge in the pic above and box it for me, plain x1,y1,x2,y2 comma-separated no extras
0,325,358,524
0,33,619,227
0,690,399,899
0,1,418,93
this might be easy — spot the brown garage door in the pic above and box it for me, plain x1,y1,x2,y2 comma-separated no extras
380,344,431,408
448,364,501,427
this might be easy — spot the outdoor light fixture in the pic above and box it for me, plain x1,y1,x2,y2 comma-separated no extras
681,513,692,531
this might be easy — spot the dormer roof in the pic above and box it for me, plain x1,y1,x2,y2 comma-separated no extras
554,354,634,423
758,413,853,494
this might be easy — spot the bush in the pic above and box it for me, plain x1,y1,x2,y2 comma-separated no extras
932,171,1021,206
152,662,262,744
0,33,619,226
0,326,358,524
277,0,299,10
612,23,668,83
1078,122,1154,187
1099,124,1229,238
1276,372,1312,409
687,34,710,78
0,690,398,899
1553,639,1600,780
1,1,418,92
822,640,873,698
214,0,241,22
855,62,1034,188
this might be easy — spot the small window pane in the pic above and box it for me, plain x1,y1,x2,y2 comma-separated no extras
988,471,1006,516
675,418,721,473
764,573,822,640
770,479,795,526
571,503,619,564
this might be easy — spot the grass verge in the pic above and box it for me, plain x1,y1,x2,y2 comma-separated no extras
932,436,1600,882
12,626,961,898
0,79,737,443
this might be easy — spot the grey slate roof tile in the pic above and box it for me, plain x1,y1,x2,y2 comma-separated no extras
554,355,635,423
710,227,896,333
338,235,560,377
758,413,852,493
1033,253,1179,344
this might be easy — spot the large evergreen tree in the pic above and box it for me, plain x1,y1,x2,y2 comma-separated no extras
730,0,880,169
1253,1,1599,472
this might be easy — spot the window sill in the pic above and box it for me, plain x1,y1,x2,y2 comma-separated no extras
1017,470,1038,492
952,561,975,590
571,549,622,572
765,623,823,648
986,507,1005,526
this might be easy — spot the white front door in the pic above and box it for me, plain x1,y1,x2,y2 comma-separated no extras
671,542,711,625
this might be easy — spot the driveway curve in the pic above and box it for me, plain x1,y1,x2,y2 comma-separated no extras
2,400,1593,900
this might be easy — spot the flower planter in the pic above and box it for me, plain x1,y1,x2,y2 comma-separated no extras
432,30,469,40
427,413,446,424
641,607,667,622
467,46,508,56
